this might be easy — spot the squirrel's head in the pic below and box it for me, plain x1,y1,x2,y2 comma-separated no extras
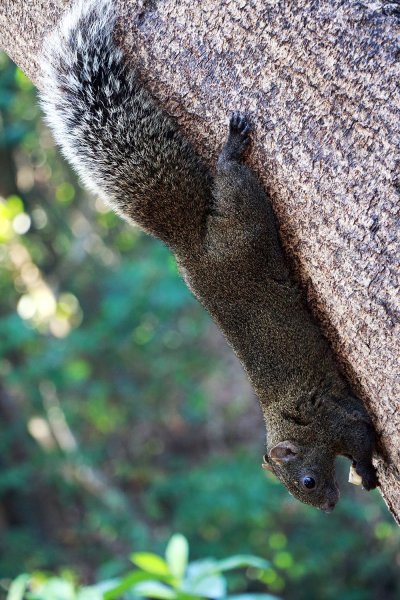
263,441,340,512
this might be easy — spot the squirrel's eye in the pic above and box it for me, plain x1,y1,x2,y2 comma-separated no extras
302,476,316,489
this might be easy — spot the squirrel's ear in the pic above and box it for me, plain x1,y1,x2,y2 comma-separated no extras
269,441,300,464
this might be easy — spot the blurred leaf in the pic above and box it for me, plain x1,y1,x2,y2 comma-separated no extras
26,578,76,600
104,572,155,600
182,573,226,598
272,552,293,570
165,534,189,581
6,194,24,216
6,574,30,600
65,359,91,382
130,553,170,577
131,581,176,599
217,556,270,572
76,587,104,600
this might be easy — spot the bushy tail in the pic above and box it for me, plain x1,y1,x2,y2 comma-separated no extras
39,0,211,249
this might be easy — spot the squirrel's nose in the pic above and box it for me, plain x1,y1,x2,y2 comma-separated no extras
321,500,336,513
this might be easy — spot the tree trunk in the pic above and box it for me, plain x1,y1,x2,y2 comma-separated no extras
1,0,399,521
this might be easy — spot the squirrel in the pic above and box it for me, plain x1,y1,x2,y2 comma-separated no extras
39,0,378,511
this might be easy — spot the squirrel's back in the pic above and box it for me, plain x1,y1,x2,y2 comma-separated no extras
40,0,211,249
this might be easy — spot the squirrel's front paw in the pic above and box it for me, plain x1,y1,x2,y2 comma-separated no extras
356,462,379,491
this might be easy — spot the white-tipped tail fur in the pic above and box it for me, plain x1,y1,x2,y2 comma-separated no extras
39,0,210,245
40,0,118,200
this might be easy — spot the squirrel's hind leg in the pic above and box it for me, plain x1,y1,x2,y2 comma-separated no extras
218,112,251,164
212,113,268,224
206,114,292,283
207,114,278,256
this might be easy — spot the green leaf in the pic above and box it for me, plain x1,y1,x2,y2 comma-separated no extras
6,574,30,600
104,572,156,600
182,574,226,598
165,534,189,581
76,586,104,600
133,581,176,599
185,559,218,580
26,578,76,600
174,593,203,600
130,553,171,577
217,555,270,572
80,579,124,600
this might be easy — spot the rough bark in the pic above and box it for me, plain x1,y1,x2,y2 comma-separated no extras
1,0,399,521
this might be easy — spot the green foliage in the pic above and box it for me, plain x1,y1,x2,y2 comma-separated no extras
5,536,279,600
0,50,399,600
107,534,275,600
